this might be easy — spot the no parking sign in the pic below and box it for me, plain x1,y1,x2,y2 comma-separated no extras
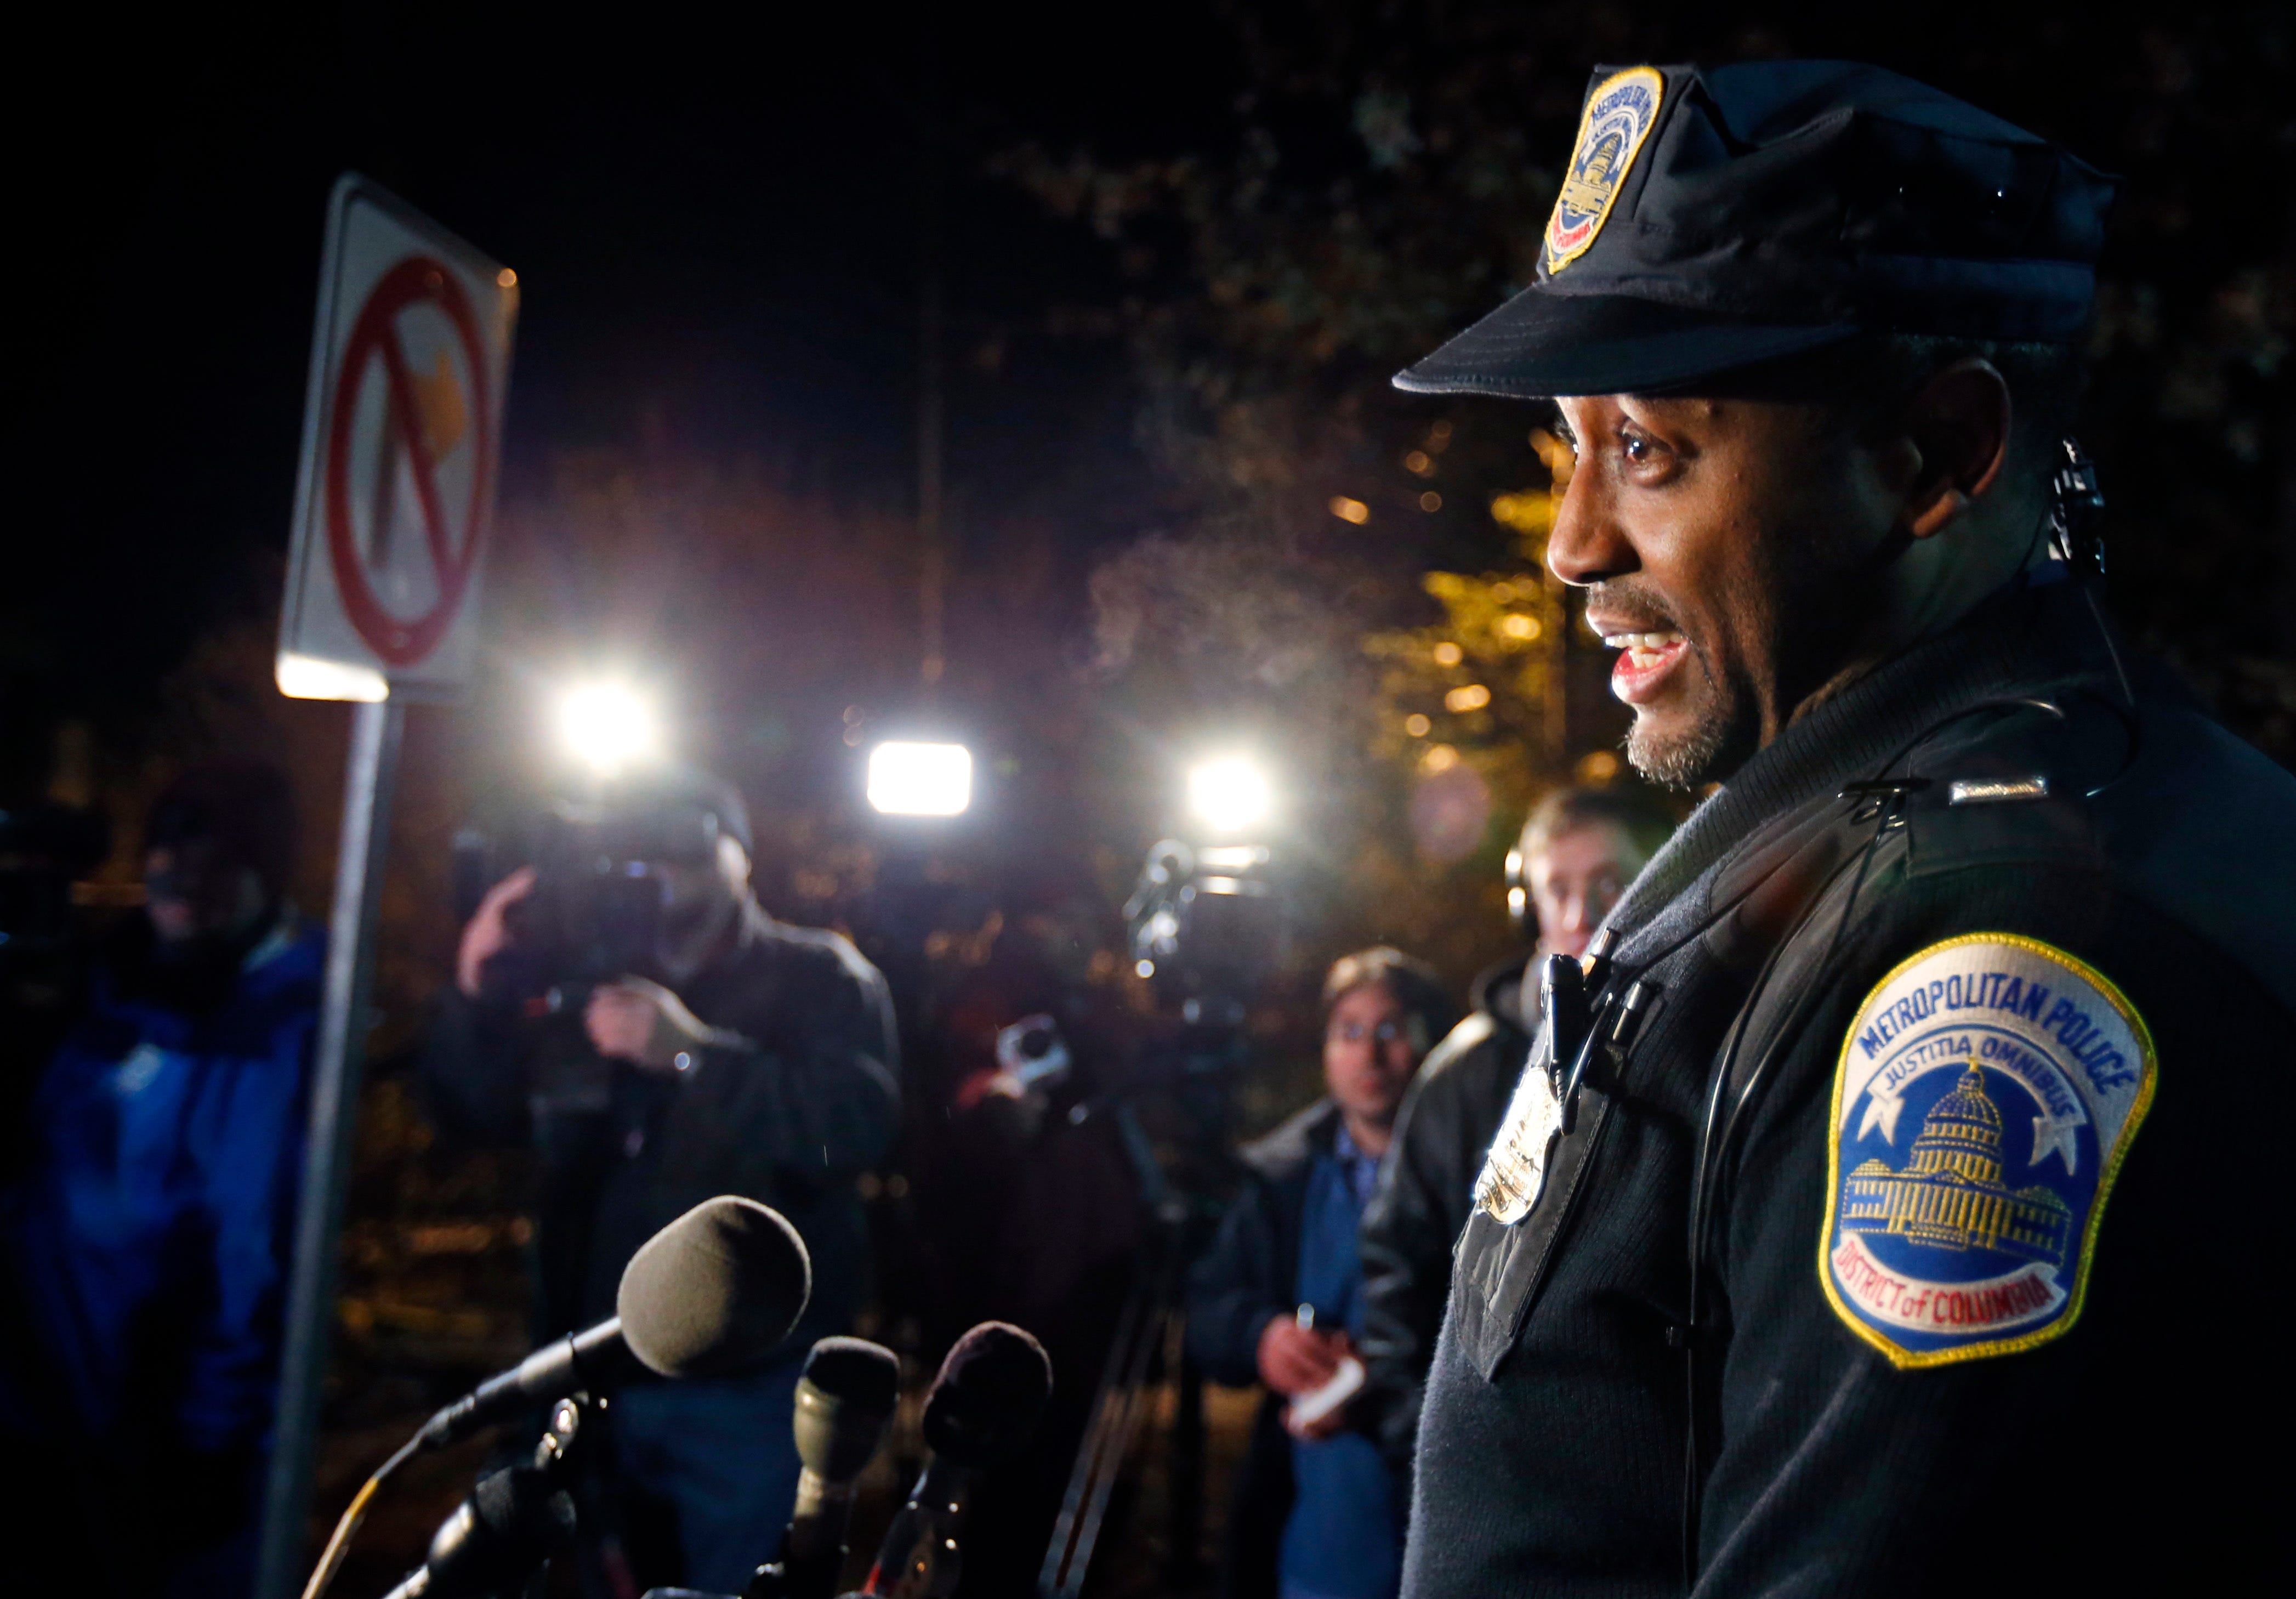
255,176,519,1599
277,174,516,700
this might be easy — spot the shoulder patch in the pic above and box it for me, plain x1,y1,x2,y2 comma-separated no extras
1821,933,2155,1368
1542,67,1665,274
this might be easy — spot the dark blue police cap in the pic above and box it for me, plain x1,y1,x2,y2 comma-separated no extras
1395,60,2117,399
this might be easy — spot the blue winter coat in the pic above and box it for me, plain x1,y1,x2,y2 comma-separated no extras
2,918,322,1461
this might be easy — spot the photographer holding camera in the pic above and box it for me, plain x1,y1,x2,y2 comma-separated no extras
422,766,897,1592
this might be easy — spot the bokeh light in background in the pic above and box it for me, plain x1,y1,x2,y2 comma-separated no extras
558,682,659,776
867,741,974,816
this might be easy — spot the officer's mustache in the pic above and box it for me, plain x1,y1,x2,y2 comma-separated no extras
1589,581,1699,657
1584,580,1687,643
1585,579,1730,696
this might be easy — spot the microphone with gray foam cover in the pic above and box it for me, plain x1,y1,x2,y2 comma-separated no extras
616,1194,814,1377
745,1337,901,1599
419,1195,812,1450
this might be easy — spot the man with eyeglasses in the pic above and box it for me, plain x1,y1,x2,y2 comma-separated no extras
1188,946,1457,1599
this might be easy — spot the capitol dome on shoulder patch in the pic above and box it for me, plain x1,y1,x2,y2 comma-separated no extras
1821,933,2156,1369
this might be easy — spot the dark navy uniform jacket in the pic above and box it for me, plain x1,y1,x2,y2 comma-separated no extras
1404,573,2296,1595
1360,952,1531,1481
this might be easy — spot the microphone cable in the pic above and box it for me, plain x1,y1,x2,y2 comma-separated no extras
301,1431,426,1599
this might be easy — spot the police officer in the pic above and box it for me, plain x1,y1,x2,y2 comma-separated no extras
1387,61,2296,1594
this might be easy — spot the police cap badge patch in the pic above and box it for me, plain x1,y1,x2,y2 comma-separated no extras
1541,66,1666,275
1822,933,2155,1368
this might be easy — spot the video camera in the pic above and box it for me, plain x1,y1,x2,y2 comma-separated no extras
1123,840,1283,1017
453,789,732,1011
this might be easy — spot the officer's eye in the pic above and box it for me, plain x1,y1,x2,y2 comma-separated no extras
1615,422,1680,480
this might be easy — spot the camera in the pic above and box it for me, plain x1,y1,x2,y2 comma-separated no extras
994,1012,1073,1092
453,793,728,1010
1123,840,1284,1015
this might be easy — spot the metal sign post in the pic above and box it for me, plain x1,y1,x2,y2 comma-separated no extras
253,699,403,1599
254,174,515,1599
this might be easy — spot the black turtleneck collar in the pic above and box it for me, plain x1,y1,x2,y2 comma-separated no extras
1602,571,2122,962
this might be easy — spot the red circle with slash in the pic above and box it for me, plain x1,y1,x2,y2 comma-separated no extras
323,255,494,667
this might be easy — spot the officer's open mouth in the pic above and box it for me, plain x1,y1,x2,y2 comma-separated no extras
1599,629,1689,703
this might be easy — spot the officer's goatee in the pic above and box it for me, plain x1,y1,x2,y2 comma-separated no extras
1626,694,1734,790
1589,579,1747,790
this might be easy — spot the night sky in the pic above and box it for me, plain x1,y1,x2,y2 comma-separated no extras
19,3,2292,820
13,5,1237,783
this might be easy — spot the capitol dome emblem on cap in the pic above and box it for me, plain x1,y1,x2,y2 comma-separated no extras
1397,61,2118,400
1542,67,1666,273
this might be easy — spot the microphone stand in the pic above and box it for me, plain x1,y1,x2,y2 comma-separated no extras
858,1453,979,1598
381,1393,593,1599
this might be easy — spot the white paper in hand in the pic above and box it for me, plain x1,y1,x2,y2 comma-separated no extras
1287,1353,1366,1431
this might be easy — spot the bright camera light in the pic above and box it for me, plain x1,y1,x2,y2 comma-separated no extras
868,741,973,816
559,683,658,776
1187,757,1272,833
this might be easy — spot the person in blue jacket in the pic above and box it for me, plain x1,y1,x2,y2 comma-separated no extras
1189,947,1457,1599
1,762,320,1598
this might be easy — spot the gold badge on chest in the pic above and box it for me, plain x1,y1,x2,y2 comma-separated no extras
1475,1046,1564,1225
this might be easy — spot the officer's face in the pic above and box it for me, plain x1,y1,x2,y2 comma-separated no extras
1548,392,1903,786
1323,979,1424,1131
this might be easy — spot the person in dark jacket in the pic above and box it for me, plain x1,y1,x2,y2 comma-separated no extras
423,767,897,1592
1188,948,1456,1599
1390,59,2294,1596
1,761,320,1599
1358,789,1673,1486
906,894,1149,1599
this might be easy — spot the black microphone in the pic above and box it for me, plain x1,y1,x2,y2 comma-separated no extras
420,1195,812,1450
382,1464,576,1599
744,1337,901,1599
862,1322,1052,1597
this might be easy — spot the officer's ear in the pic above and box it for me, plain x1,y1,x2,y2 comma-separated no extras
1894,359,2013,540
